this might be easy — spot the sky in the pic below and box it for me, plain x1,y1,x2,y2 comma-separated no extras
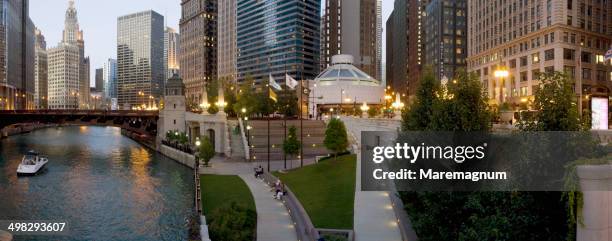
30,0,394,86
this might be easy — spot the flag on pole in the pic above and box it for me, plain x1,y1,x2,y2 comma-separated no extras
269,87,278,102
605,47,612,61
269,74,282,91
285,74,299,90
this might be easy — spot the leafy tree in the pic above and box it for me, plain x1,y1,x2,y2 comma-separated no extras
234,77,257,116
402,66,439,131
324,118,349,160
224,82,238,117
367,106,378,118
276,89,298,117
254,92,275,116
207,202,256,241
429,70,492,131
283,126,300,158
398,69,578,241
517,72,587,131
198,136,215,166
206,79,220,114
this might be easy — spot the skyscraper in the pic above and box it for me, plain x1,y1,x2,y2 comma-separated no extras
117,10,164,109
467,0,611,111
48,0,87,110
217,0,237,84
34,28,47,109
237,0,320,84
376,0,382,81
424,0,467,81
179,0,217,105
0,0,35,110
164,27,180,81
321,0,379,80
386,0,429,101
95,68,103,93
103,58,117,99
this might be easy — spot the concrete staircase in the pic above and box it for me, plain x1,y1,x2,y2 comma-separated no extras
228,120,246,161
247,120,329,160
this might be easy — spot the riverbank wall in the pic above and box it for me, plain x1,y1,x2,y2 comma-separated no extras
159,144,196,168
0,123,58,138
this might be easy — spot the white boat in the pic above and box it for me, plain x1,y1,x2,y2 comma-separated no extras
17,150,48,175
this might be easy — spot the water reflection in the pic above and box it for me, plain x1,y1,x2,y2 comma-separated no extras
0,126,194,241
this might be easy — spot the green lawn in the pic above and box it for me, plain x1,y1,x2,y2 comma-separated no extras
274,154,356,229
200,174,255,215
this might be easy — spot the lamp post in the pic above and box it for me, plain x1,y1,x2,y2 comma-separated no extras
493,66,509,105
360,102,369,118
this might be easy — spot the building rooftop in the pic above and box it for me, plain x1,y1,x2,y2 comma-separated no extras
315,55,380,86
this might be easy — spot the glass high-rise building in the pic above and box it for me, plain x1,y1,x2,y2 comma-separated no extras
0,0,35,110
103,58,117,99
117,10,164,109
236,0,321,84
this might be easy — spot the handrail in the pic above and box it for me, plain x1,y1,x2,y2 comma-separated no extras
261,173,320,241
238,118,250,159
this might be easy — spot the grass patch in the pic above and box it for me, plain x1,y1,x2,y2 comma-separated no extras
200,174,255,215
274,154,356,229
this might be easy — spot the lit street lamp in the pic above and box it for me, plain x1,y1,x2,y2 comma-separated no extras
360,102,369,118
494,66,509,104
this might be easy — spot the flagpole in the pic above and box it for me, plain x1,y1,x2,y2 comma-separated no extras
267,84,271,172
299,69,303,168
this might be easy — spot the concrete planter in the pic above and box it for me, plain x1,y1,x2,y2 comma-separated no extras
576,165,612,241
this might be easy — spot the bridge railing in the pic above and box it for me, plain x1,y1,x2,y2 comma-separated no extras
0,110,158,116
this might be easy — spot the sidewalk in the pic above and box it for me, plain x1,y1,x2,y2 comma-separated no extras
199,156,298,241
239,174,298,241
340,116,404,241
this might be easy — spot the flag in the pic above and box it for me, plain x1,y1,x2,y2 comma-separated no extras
269,74,282,91
285,74,299,90
269,87,277,102
605,47,612,61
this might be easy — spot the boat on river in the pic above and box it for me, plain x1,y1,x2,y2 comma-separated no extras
17,150,48,175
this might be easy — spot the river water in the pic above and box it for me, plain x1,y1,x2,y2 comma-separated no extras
0,126,194,241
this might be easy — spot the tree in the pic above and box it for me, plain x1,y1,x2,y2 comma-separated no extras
224,83,237,117
234,76,257,116
429,70,492,131
198,136,215,166
397,69,577,241
207,202,256,241
367,106,379,118
517,71,587,131
206,79,220,114
324,118,349,160
276,89,298,117
402,66,439,131
283,126,300,158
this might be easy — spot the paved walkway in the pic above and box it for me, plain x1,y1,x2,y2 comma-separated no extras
240,174,298,241
340,116,404,241
199,156,298,241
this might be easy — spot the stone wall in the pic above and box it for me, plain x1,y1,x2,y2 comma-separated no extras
159,144,196,169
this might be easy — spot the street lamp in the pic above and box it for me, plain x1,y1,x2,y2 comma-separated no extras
360,102,370,118
494,66,509,104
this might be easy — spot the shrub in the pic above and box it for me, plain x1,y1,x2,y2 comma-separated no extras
207,202,256,241
198,136,215,166
324,118,349,160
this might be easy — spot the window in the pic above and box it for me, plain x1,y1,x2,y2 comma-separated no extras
581,52,591,63
582,68,591,80
520,86,528,96
532,53,540,63
520,71,528,82
520,56,528,66
596,70,606,81
544,49,555,61
510,59,517,68
564,66,575,77
545,66,555,73
563,49,575,60
532,69,541,80
595,55,605,64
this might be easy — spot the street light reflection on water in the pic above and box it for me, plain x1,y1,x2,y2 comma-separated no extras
0,126,194,241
